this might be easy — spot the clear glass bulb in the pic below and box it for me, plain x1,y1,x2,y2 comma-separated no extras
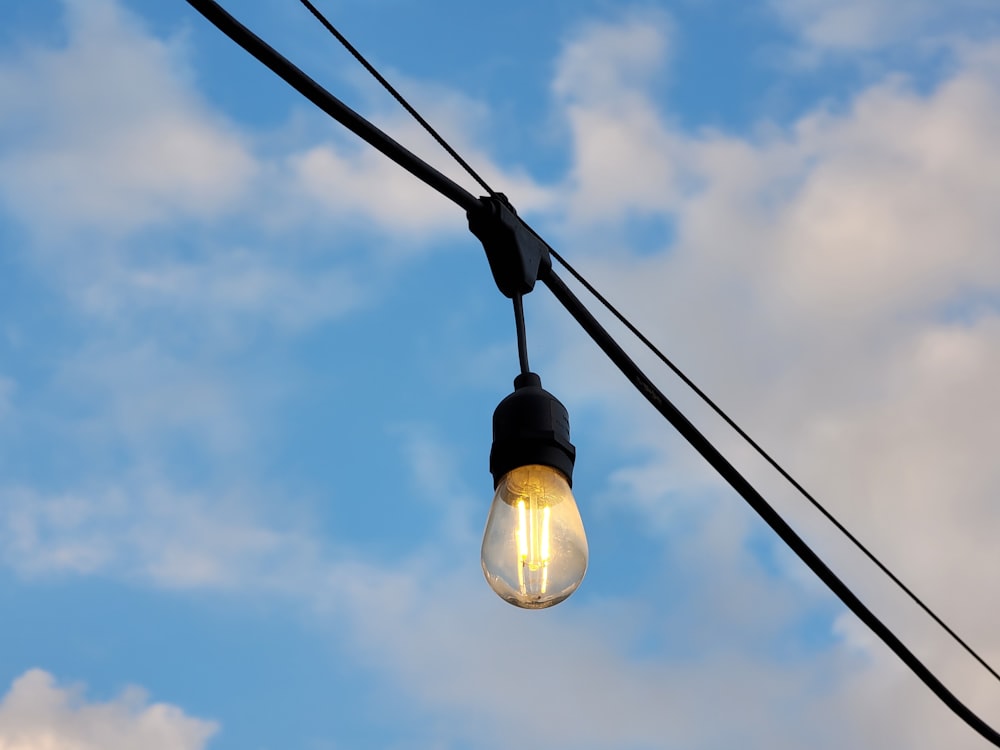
481,464,588,609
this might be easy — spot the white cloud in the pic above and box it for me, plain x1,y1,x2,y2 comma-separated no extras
553,9,673,106
73,246,370,331
285,79,557,240
0,669,216,750
0,478,327,592
288,141,466,236
552,11,682,224
766,74,1000,326
768,0,998,55
0,0,257,236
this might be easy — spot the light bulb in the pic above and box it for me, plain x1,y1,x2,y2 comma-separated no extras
481,464,588,609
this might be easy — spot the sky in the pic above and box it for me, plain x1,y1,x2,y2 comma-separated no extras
1,0,1000,748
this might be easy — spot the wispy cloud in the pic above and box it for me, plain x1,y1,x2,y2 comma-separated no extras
0,0,256,237
553,9,682,224
767,0,999,56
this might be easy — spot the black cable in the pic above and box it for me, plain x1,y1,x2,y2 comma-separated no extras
541,267,1000,748
513,294,530,375
296,0,498,198
185,0,480,213
547,247,1000,685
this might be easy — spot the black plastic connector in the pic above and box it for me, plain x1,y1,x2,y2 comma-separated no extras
468,195,551,298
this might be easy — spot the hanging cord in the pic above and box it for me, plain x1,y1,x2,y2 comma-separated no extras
513,293,530,375
296,0,498,198
547,245,1000,685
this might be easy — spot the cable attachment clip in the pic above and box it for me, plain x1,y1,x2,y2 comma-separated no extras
467,194,551,299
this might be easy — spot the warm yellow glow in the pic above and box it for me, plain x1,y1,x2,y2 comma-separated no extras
540,506,551,560
516,499,527,592
541,505,550,593
517,499,528,560
481,464,588,609
514,496,552,595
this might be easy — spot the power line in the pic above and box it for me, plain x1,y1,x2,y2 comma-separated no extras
295,0,498,198
186,0,479,212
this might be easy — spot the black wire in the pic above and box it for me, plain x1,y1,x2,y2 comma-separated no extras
542,268,1000,748
296,0,498,198
185,1,1000,741
185,0,478,212
513,294,530,375
547,247,1000,685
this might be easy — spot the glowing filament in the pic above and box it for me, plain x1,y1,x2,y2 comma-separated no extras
515,498,551,595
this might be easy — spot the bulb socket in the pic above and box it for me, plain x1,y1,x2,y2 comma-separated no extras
490,372,576,488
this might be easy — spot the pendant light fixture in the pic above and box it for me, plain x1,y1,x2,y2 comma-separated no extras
482,371,588,608
469,196,588,608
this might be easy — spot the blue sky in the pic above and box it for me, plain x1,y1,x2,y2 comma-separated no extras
2,0,1000,748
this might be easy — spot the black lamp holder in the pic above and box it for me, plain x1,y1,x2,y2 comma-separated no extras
490,372,576,489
